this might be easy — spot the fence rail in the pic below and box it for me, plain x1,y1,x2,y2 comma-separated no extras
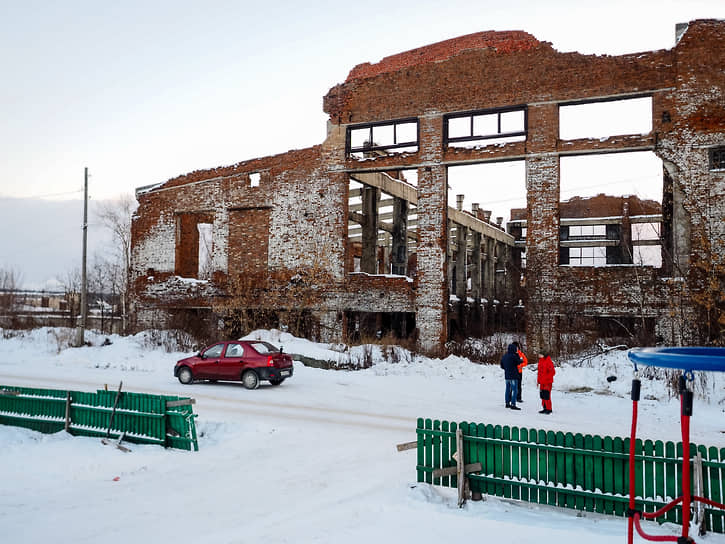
416,418,725,533
0,385,198,451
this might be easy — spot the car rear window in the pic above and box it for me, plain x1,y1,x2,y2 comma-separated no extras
248,341,280,355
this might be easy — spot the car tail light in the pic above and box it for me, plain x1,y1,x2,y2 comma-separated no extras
267,355,274,367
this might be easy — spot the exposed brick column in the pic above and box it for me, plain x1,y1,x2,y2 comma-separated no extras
361,186,380,273
391,197,408,275
524,154,560,355
416,114,447,355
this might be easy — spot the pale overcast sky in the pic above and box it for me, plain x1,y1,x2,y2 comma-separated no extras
1,1,723,289
1,0,723,202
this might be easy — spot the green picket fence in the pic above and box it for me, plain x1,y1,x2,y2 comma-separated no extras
416,418,725,534
0,385,198,451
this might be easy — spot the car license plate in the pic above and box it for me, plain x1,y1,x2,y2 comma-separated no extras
281,370,290,377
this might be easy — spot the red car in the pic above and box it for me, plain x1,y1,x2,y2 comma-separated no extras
174,340,294,389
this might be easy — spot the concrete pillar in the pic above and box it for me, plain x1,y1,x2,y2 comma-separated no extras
361,186,379,273
391,197,408,275
470,231,482,301
456,224,468,301
484,238,496,299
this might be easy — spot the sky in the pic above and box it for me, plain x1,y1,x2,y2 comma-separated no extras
1,0,723,288
0,327,723,542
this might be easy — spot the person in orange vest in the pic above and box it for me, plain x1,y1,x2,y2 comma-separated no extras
537,352,556,414
514,341,528,403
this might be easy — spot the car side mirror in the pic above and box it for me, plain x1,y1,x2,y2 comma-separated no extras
200,352,206,359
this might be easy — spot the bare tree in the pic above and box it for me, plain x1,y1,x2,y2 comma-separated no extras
60,267,81,328
0,266,23,323
96,194,137,334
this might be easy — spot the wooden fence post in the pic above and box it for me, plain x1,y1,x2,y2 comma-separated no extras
64,391,71,433
456,428,466,507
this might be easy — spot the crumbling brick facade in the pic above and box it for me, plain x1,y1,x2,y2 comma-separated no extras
131,20,725,355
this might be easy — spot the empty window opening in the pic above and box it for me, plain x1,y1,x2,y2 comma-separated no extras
198,223,213,280
631,221,662,267
559,96,652,140
560,152,662,268
445,106,526,148
347,118,418,158
710,146,725,170
447,161,526,225
347,169,418,277
560,152,662,202
249,172,261,187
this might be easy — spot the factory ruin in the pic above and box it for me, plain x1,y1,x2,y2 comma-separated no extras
130,20,725,355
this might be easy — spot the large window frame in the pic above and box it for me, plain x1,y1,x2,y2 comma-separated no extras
444,105,528,148
346,117,419,156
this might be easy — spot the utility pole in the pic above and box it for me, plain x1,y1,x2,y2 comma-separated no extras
75,167,89,347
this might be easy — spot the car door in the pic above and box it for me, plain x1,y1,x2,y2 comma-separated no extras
195,343,225,379
218,342,245,380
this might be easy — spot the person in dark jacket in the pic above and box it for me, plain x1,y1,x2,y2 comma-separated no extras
500,343,522,410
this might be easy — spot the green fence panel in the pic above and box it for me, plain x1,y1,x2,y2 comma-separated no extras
0,385,197,451
415,418,725,535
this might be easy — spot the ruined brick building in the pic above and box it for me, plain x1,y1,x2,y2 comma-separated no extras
131,20,725,355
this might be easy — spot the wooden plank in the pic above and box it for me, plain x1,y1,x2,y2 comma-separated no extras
166,398,196,408
104,381,123,439
432,462,483,478
450,422,458,490
643,439,654,515
416,418,424,483
424,418,433,485
664,441,677,524
433,420,441,486
709,446,723,533
456,427,465,507
528,428,539,504
538,430,548,505
502,426,512,499
396,440,417,452
486,424,496,496
547,431,557,506
0,390,21,396
574,433,584,511
495,425,504,497
585,434,595,512
613,436,625,516
603,436,614,514
441,421,450,488
64,392,71,433
511,426,520,500
519,428,529,503
634,438,643,513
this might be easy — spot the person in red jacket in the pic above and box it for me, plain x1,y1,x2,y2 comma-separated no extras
537,352,556,414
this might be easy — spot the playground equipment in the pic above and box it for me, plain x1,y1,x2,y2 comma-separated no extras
627,347,725,543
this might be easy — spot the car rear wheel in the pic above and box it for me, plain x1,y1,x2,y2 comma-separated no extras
178,367,193,385
242,370,259,390
269,378,285,386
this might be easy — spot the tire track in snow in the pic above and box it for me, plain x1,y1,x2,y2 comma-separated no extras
0,372,417,434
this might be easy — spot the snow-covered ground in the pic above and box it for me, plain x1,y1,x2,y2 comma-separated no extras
1,328,723,544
